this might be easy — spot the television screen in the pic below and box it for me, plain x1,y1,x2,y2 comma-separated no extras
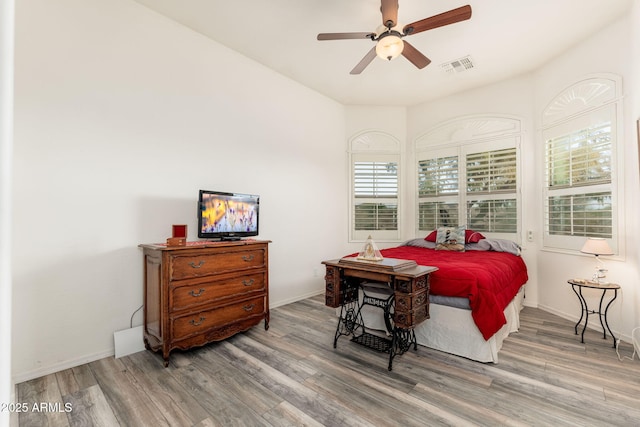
198,190,259,240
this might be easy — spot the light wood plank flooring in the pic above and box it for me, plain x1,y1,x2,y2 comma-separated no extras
15,295,640,426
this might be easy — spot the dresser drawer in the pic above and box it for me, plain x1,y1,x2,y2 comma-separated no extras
393,304,429,329
170,272,265,312
394,288,429,313
170,248,265,280
171,296,265,341
394,274,429,294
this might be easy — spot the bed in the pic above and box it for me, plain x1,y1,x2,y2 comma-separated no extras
350,234,529,363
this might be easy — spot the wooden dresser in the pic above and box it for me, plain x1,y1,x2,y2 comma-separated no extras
139,240,270,366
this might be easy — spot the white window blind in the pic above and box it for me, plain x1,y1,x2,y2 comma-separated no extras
417,155,459,230
466,198,517,232
418,201,459,230
353,159,398,234
418,156,459,197
541,75,621,252
466,148,517,194
466,147,517,233
547,123,611,188
545,114,613,240
417,146,518,234
546,192,612,238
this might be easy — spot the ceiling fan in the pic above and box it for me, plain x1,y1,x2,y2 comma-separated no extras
317,1,472,74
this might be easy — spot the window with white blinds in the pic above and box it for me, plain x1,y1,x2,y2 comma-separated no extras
541,75,621,253
417,146,518,234
466,148,518,233
418,156,458,197
417,155,459,230
466,149,517,194
418,201,459,230
466,198,517,232
352,156,399,240
544,115,613,239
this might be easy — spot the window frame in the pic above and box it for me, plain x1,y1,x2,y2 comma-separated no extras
416,147,460,231
541,75,622,254
415,119,522,241
349,131,402,242
351,153,400,241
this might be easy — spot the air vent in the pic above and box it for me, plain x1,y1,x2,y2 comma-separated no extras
440,55,474,74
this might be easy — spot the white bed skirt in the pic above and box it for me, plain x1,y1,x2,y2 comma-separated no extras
339,286,525,363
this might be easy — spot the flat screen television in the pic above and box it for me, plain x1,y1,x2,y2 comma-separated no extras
198,190,260,240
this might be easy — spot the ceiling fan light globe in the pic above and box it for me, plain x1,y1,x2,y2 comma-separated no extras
375,34,404,61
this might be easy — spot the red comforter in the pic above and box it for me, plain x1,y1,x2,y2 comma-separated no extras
379,246,528,340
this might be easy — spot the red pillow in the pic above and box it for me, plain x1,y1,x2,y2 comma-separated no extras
425,229,485,243
465,229,485,243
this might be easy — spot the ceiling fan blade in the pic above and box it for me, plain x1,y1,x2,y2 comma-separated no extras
403,5,472,36
350,47,378,75
317,32,374,41
380,0,399,28
401,41,431,69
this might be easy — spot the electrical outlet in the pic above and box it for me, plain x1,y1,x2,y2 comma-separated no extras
527,230,534,242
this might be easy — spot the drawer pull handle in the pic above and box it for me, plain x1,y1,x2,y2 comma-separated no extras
189,288,205,297
242,254,254,262
188,260,205,269
242,304,255,312
242,279,255,287
189,316,206,326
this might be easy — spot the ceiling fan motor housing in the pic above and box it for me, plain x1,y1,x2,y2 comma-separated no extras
375,30,405,61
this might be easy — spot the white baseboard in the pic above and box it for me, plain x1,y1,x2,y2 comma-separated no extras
270,289,325,309
12,348,114,385
538,303,633,344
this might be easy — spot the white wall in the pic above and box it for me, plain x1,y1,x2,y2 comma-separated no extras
12,0,348,382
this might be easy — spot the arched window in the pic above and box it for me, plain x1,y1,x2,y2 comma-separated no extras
415,115,522,239
349,131,401,242
542,75,621,253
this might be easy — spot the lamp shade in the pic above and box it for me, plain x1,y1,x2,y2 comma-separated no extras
580,238,613,256
376,33,404,61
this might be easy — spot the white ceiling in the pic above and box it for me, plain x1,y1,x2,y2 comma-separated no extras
133,0,633,106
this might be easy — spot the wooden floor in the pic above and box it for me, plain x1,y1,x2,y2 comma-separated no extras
15,294,640,426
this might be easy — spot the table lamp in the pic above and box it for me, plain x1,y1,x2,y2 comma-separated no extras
580,238,613,283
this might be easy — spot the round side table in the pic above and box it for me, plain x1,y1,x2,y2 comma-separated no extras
567,279,620,347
